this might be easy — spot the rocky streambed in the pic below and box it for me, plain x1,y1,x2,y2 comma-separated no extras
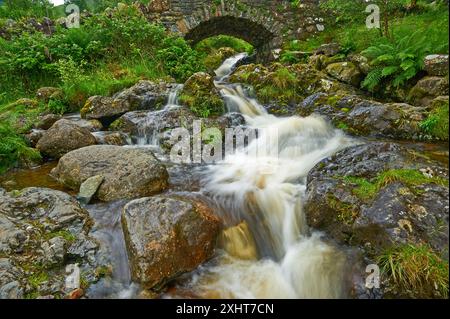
0,52,448,299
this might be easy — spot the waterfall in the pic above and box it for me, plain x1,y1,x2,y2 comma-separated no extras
173,54,357,299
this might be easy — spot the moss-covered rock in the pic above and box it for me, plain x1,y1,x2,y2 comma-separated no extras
407,76,449,107
325,62,363,87
179,72,225,118
204,47,237,72
305,142,449,298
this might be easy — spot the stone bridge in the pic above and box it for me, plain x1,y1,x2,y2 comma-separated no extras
139,0,325,61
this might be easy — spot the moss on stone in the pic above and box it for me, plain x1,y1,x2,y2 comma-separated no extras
344,169,448,201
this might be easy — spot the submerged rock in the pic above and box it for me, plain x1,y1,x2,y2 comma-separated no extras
36,119,97,159
0,188,100,299
122,195,221,291
51,145,169,201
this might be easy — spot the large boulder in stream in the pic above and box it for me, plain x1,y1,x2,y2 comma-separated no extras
122,195,221,291
36,119,97,159
299,93,428,140
51,145,169,201
0,188,101,299
305,142,449,298
81,81,176,126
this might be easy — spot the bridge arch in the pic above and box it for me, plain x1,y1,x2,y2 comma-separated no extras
184,16,280,61
142,0,325,61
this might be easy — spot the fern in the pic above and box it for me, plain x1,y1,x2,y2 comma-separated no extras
361,30,448,91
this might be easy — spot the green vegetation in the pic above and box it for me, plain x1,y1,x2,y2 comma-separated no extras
284,1,448,94
420,99,449,140
45,230,77,242
327,194,359,225
378,244,449,298
344,169,449,201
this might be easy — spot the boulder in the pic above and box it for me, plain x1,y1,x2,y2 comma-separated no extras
314,43,341,56
305,142,449,297
326,62,363,87
36,87,63,103
0,188,101,299
34,114,62,130
36,119,97,159
93,132,129,146
81,81,176,126
51,145,169,201
408,76,449,107
122,195,221,290
424,54,449,76
299,93,427,140
180,72,225,117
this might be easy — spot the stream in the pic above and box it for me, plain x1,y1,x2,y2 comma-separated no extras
0,54,447,299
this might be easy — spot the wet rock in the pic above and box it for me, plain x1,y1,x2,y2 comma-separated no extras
408,76,449,107
36,87,63,103
0,188,100,299
424,54,449,76
122,195,221,290
51,145,169,201
81,81,175,126
299,93,427,140
77,175,104,205
35,114,62,130
110,107,231,151
94,132,129,146
66,118,103,132
25,129,45,147
305,142,449,298
36,119,97,159
305,142,449,254
326,62,363,87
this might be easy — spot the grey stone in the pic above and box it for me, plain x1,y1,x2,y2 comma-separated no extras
77,175,104,204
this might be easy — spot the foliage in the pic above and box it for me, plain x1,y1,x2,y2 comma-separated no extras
361,30,448,91
344,169,448,201
0,121,41,173
420,100,449,140
378,244,449,298
195,35,253,55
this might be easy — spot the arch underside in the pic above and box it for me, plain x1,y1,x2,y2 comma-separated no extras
184,16,276,50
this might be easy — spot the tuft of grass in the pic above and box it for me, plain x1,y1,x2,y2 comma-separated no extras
345,169,448,201
378,244,449,298
420,101,449,141
28,272,49,289
45,230,76,243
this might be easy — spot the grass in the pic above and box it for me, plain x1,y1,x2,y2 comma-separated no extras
420,100,449,141
378,244,449,298
28,271,49,289
344,169,449,201
45,230,77,243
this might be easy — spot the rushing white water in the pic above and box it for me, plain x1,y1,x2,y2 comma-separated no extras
171,54,357,299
